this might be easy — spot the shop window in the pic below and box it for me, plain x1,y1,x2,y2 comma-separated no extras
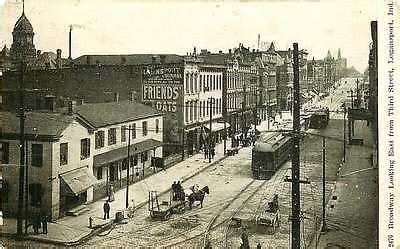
60,143,68,165
95,131,105,149
96,168,102,180
32,144,43,167
29,183,43,207
121,126,126,142
0,142,9,164
80,138,90,160
108,128,117,145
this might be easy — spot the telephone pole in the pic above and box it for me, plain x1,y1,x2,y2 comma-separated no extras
291,43,301,249
17,61,26,236
125,125,131,208
322,136,326,231
209,97,213,163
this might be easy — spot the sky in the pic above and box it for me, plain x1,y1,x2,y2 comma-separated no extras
0,0,379,72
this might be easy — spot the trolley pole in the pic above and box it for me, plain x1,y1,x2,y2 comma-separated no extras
17,61,26,236
322,136,326,231
125,125,131,209
209,97,213,163
291,43,301,249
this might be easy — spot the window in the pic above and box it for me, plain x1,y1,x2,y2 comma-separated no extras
0,142,9,164
199,75,202,92
96,168,103,180
141,151,148,162
80,138,90,160
29,183,43,207
185,102,189,123
108,128,117,145
132,123,136,139
60,143,68,165
32,144,43,167
95,131,105,149
121,126,126,142
133,154,138,166
122,158,128,170
155,119,159,133
142,121,148,136
185,74,189,93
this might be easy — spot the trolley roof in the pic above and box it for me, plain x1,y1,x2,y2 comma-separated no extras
253,132,291,153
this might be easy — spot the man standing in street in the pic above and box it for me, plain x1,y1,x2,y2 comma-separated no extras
103,200,110,220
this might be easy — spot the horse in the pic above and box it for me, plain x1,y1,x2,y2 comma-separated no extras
187,186,209,209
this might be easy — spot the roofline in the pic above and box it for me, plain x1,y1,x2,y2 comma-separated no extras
75,112,164,129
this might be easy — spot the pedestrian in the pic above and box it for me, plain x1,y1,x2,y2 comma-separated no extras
172,181,177,201
41,214,48,234
103,200,110,220
33,213,40,234
211,148,215,159
204,148,209,159
177,181,183,201
257,242,262,249
108,184,115,202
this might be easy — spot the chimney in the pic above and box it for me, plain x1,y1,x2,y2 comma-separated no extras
252,49,255,53
129,91,136,102
56,49,62,69
228,49,232,54
68,26,72,60
45,95,56,112
114,92,119,102
152,55,157,64
257,34,260,49
219,50,223,54
160,55,166,64
86,55,91,65
37,50,42,57
68,100,76,115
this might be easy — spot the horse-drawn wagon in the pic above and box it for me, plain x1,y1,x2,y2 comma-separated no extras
148,184,210,220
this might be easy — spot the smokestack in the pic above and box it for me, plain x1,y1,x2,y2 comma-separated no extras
114,92,119,102
258,34,260,49
56,49,62,69
68,26,72,60
68,100,76,115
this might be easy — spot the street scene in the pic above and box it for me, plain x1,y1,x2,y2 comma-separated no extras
0,1,378,248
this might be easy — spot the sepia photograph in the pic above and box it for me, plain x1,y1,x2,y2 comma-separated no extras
0,0,383,248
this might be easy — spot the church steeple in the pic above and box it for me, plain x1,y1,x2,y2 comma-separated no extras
9,0,36,66
337,48,342,59
326,50,332,60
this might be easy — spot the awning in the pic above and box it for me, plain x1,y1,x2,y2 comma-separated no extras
93,139,162,167
60,168,96,195
204,122,231,132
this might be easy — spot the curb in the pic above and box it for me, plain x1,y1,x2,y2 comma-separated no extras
2,150,234,247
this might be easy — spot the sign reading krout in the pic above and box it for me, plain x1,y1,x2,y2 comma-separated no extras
142,65,183,113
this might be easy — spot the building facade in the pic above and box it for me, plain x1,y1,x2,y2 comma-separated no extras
0,100,163,220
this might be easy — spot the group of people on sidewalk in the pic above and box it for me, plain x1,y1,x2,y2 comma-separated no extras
31,213,49,235
203,147,216,160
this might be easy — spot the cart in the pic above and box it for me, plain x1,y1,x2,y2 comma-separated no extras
148,191,186,220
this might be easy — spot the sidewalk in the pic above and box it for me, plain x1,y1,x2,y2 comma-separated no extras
1,139,233,246
316,120,378,248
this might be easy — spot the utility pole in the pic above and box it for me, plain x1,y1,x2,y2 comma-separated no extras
125,125,131,209
322,136,326,231
17,61,26,236
343,107,346,162
209,97,213,163
291,43,301,249
24,140,29,234
181,128,185,161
